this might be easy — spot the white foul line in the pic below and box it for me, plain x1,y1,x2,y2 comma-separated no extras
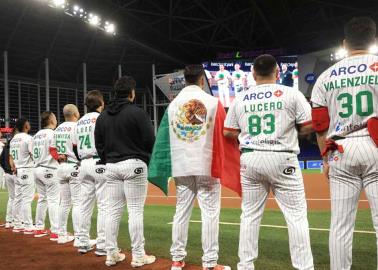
148,195,369,202
167,220,375,234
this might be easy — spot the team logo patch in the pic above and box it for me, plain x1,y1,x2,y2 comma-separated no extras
172,99,211,143
274,90,283,97
283,167,296,175
71,172,79,177
370,62,378,72
95,168,105,174
134,168,143,175
21,175,28,180
44,174,53,179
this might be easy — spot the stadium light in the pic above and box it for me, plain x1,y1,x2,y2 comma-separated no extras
105,22,116,35
369,44,378,54
39,1,117,35
88,14,101,26
50,0,66,8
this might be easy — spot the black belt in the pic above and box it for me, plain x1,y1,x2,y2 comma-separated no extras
331,136,345,141
241,148,294,154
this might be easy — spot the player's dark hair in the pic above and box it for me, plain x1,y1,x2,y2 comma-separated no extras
344,17,376,50
253,54,277,77
15,117,28,132
85,90,104,112
41,111,54,128
114,76,136,99
184,65,205,85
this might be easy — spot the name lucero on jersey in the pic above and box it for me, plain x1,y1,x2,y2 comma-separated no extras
76,125,94,134
324,74,378,92
244,101,283,113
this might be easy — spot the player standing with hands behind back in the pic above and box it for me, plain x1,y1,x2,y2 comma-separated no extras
224,54,314,270
76,90,106,255
10,118,35,234
54,105,81,245
311,17,378,270
95,76,156,267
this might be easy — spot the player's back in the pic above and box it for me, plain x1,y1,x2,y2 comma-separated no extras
32,128,58,168
311,54,378,139
75,112,99,159
231,84,311,154
54,121,78,163
10,132,33,168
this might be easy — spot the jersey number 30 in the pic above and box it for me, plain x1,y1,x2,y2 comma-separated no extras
248,114,275,136
337,90,374,118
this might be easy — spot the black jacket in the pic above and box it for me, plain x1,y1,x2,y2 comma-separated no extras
1,145,12,174
95,98,155,165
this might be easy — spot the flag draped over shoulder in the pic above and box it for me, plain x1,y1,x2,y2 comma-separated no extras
148,93,241,196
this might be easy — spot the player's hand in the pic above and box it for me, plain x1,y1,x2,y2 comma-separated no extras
11,166,17,175
323,162,330,180
58,154,67,163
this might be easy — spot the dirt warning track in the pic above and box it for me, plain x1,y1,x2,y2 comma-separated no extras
0,227,200,270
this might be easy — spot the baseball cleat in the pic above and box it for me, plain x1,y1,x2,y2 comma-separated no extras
73,237,81,248
57,235,75,244
5,222,13,229
171,261,186,270
49,233,58,241
105,252,126,266
34,230,49,238
23,229,36,235
95,249,107,257
78,245,95,254
203,265,231,270
131,254,156,268
12,228,24,233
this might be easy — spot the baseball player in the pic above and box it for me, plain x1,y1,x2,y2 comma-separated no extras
224,54,314,270
232,63,246,98
9,118,35,234
54,104,81,245
95,76,156,267
0,134,17,229
246,65,256,89
168,65,231,270
215,64,231,107
32,111,60,240
76,90,106,255
311,17,378,270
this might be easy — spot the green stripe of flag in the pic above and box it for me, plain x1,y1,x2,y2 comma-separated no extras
148,110,172,195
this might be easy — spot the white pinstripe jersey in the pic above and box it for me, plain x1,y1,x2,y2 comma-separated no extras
32,128,58,168
75,112,99,159
311,54,378,139
225,84,311,154
53,121,78,163
10,132,33,168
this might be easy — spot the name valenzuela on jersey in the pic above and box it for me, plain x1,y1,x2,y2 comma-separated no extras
324,63,378,91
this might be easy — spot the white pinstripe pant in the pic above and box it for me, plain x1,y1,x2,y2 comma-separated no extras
238,152,314,270
104,159,148,258
4,173,17,223
328,136,378,270
17,168,35,230
170,176,221,268
57,163,81,237
34,167,60,233
77,158,106,249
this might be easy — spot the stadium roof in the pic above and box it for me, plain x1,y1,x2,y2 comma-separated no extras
1,0,378,86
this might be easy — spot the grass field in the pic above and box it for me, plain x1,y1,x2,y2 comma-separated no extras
0,190,376,270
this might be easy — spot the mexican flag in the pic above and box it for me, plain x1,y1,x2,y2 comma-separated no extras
148,86,241,196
